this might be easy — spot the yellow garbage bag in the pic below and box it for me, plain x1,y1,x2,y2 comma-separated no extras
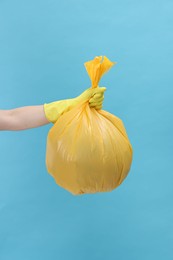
45,56,133,195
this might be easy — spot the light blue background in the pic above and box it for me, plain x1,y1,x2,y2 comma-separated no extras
0,0,172,259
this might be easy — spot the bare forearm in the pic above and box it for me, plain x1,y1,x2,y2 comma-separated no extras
0,105,50,131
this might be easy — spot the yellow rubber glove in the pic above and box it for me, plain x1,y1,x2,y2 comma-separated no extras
44,86,106,124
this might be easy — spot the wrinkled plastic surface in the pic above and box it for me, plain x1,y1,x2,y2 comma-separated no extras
45,56,133,195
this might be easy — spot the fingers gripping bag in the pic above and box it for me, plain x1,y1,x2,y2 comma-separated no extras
45,56,133,195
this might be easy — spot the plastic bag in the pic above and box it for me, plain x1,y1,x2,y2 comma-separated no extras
45,56,133,195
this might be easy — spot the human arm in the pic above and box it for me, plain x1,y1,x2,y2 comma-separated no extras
0,105,49,131
0,86,106,131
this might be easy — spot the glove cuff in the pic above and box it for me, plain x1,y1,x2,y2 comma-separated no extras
43,99,76,124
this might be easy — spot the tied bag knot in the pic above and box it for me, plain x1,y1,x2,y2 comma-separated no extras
84,56,117,89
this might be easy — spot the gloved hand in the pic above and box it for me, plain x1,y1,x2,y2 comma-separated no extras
44,86,106,123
